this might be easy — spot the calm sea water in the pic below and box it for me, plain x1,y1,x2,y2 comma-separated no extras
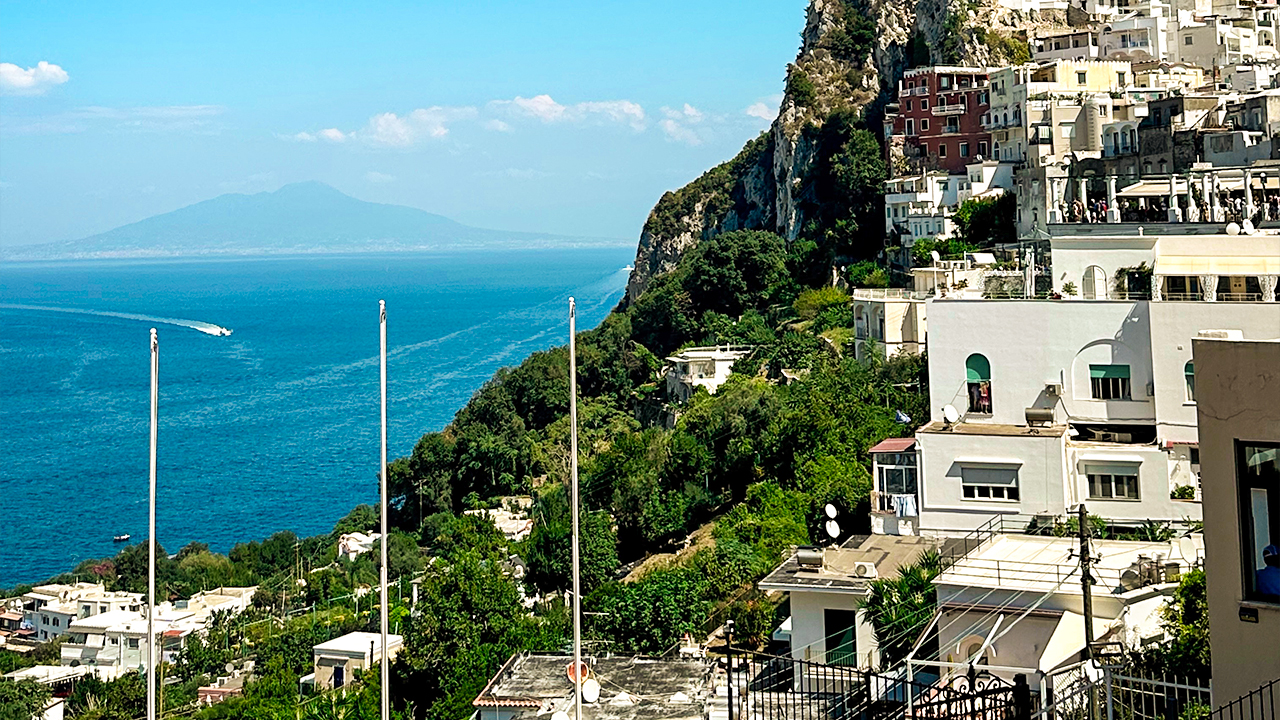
0,248,633,587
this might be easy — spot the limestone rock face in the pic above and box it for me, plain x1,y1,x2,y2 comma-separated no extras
623,0,1059,303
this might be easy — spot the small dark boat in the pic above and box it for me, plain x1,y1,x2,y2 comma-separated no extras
113,534,131,542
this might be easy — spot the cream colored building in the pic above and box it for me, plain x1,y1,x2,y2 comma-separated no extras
312,631,403,690
851,289,929,362
663,345,753,402
1193,335,1280,704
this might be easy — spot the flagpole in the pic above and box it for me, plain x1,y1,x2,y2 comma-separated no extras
569,297,582,720
147,328,158,720
379,300,389,720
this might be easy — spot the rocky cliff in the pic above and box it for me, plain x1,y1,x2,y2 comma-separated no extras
625,0,1062,303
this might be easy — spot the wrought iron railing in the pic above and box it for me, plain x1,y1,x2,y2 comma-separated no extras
720,648,1036,720
1212,676,1279,720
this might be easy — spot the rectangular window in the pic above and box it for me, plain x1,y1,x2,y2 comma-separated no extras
1090,364,1132,400
922,99,930,110
1087,466,1140,499
979,141,988,156
1118,72,1127,86
907,100,913,111
1240,442,1280,602
960,142,970,157
938,144,947,157
906,119,915,136
1185,35,1193,45
824,609,859,666
921,119,930,131
961,466,1020,501
1078,71,1088,84
128,638,139,649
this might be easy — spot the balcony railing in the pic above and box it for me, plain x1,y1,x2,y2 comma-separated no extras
851,288,933,300
932,103,967,115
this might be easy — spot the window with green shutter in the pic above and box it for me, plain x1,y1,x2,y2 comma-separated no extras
1090,364,1131,400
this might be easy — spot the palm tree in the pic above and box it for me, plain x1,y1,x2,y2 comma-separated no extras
860,549,943,667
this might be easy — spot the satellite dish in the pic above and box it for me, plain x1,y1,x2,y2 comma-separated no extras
566,661,589,684
943,405,961,424
1243,218,1255,234
931,250,942,264
1120,568,1142,592
552,712,570,720
824,503,838,519
1226,221,1241,236
582,678,601,703
224,662,235,674
825,519,841,539
1178,535,1197,562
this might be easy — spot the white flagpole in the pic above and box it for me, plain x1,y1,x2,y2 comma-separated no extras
569,297,581,720
379,300,390,720
147,328,158,720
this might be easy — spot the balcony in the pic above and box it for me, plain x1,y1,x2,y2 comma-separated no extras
913,86,930,96
851,288,933,300
932,103,967,116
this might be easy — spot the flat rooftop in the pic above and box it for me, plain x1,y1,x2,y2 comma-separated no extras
919,421,1067,438
474,653,713,720
938,534,1203,595
314,631,403,656
758,535,937,594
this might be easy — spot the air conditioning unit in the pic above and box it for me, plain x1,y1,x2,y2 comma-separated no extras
1045,383,1063,397
853,562,879,579
1097,431,1133,443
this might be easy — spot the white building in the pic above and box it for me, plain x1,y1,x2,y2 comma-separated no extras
880,225,1278,536
923,531,1203,673
310,631,403,690
337,532,380,561
59,586,257,678
664,346,753,402
884,172,963,247
19,583,143,643
756,536,937,672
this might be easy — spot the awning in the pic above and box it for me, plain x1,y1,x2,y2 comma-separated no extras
1117,180,1187,198
868,437,917,454
1155,255,1280,275
1090,365,1130,379
953,457,1024,466
1040,611,1111,672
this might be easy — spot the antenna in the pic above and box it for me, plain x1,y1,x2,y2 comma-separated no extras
943,404,960,426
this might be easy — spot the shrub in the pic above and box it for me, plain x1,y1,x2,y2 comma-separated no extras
794,286,850,320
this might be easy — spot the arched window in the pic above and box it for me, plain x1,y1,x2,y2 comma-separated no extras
1185,361,1196,402
966,354,992,414
1082,265,1107,299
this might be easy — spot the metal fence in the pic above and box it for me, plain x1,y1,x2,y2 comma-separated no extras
1211,677,1279,720
722,649,1036,720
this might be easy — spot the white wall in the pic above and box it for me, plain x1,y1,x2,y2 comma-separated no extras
1148,302,1280,442
926,299,1155,427
787,590,879,670
917,430,1068,533
1051,236,1157,297
1065,442,1202,521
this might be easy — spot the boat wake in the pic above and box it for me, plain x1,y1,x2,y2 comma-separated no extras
0,304,233,337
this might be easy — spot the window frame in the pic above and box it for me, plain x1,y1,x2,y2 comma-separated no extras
1185,360,1196,402
1087,466,1141,500
1090,364,1132,400
960,464,1021,502
966,354,993,414
1238,440,1280,603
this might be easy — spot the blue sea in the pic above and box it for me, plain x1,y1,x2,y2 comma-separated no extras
0,248,633,587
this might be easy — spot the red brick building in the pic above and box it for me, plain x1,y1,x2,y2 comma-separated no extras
884,66,993,174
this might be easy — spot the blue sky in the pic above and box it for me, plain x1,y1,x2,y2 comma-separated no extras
0,1,804,246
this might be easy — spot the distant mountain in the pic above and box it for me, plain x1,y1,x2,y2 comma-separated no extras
3,182,626,260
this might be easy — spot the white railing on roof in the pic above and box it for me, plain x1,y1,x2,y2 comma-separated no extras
850,288,933,300
932,104,967,115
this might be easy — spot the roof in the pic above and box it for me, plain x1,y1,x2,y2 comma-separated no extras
473,653,713,720
758,535,937,594
665,345,754,363
937,534,1203,595
919,421,1067,438
4,665,91,684
313,631,403,656
868,437,917,454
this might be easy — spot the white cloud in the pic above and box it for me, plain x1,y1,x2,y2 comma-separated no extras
658,104,707,146
289,131,318,142
318,128,349,142
483,119,512,132
360,106,477,147
746,100,779,122
365,171,395,183
659,118,702,146
491,95,647,130
0,61,69,95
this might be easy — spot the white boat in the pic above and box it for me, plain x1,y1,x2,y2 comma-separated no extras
113,533,130,542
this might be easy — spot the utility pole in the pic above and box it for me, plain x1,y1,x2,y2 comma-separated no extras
1078,504,1095,656
379,300,390,720
569,297,582,720
147,328,159,720
1078,504,1098,720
